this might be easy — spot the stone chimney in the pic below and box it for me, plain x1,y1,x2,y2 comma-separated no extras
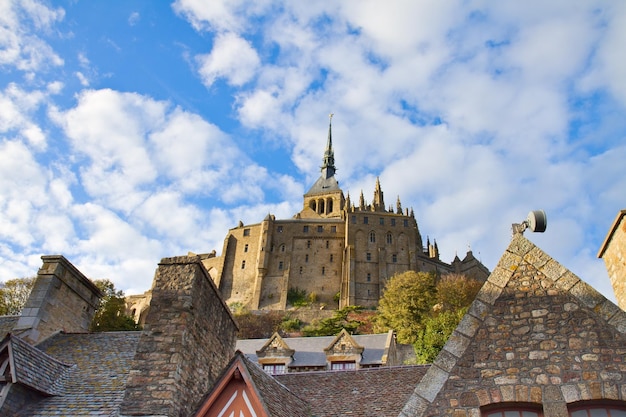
598,209,626,310
12,255,102,344
120,255,238,417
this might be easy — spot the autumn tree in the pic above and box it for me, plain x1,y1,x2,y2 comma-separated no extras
435,273,483,311
374,271,437,344
0,277,36,316
90,279,140,332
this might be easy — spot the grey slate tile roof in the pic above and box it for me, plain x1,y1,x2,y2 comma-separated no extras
305,175,341,195
16,331,141,417
237,333,390,368
2,334,73,396
275,365,429,417
238,351,311,417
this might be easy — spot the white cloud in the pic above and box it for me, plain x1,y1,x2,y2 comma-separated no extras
0,0,64,71
195,32,260,87
128,12,140,26
75,71,89,86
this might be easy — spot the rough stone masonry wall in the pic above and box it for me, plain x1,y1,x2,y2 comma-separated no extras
120,256,238,417
13,255,101,344
401,235,626,417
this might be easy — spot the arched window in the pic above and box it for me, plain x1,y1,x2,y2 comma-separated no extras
310,200,316,211
569,401,626,417
327,198,333,214
386,233,393,244
319,199,325,214
369,231,376,243
482,403,543,417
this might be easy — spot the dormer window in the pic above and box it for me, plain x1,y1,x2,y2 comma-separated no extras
331,361,356,371
262,364,286,375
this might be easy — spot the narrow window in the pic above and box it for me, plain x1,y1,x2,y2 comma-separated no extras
307,240,311,248
279,261,284,270
305,254,309,263
326,240,329,248
351,215,356,224
391,218,396,226
299,266,303,274
322,267,325,275
369,231,376,243
364,216,368,224
330,254,334,262
317,225,323,233
244,243,249,252
303,225,309,233
241,260,246,269
243,228,250,236
392,254,397,263
366,252,371,261
379,217,384,225
280,244,286,252
386,233,393,244
277,225,283,233
367,273,371,282
403,219,408,227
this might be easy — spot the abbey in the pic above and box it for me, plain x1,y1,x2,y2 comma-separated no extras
201,118,489,310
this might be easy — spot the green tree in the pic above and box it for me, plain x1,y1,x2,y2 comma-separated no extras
90,279,140,332
301,306,364,336
374,271,437,344
0,277,36,315
413,308,467,364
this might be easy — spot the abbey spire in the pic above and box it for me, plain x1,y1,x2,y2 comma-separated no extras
321,113,336,180
301,114,345,218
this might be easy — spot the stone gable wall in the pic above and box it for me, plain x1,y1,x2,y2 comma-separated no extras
120,256,237,417
13,255,101,344
401,235,626,417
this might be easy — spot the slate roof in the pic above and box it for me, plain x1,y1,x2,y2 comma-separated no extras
305,174,341,196
1,334,73,396
16,331,141,417
238,352,311,417
276,365,429,417
237,333,391,368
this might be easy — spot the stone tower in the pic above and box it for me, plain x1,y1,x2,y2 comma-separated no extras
598,209,626,310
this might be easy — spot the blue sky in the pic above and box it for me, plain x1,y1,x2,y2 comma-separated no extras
1,1,625,301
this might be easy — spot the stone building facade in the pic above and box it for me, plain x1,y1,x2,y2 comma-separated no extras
198,119,489,312
598,209,626,310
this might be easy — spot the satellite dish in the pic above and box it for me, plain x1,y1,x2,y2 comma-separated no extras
526,210,547,233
